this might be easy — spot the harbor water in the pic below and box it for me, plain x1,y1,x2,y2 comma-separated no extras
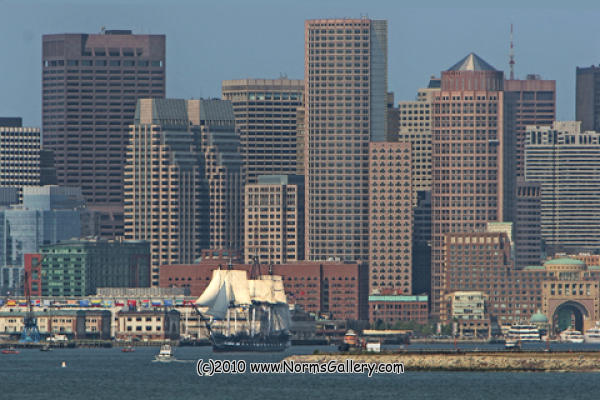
3,345,600,399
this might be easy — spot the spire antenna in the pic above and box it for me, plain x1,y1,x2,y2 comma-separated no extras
509,23,515,80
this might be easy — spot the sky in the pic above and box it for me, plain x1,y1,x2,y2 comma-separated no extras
1,0,600,127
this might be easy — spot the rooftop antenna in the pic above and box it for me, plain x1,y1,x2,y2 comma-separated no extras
509,23,515,80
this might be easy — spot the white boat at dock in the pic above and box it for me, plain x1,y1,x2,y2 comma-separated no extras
560,328,584,344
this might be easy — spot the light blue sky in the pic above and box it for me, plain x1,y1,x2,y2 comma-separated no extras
1,0,599,126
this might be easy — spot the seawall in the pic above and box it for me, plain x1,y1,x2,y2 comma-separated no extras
284,352,600,372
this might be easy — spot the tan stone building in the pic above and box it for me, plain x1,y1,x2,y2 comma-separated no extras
541,258,600,333
0,310,111,339
244,175,304,264
125,99,205,285
116,309,180,340
368,142,412,294
397,85,439,205
124,99,242,286
0,122,40,199
525,122,600,255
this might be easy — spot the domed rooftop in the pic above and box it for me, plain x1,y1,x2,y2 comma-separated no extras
530,310,548,324
544,257,585,266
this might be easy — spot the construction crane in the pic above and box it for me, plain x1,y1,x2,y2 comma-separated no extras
19,270,41,343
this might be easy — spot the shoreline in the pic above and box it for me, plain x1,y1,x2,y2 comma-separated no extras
284,352,600,372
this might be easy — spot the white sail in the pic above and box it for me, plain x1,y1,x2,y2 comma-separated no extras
204,281,229,319
227,270,252,305
195,269,225,307
270,276,287,304
249,279,273,303
256,275,287,304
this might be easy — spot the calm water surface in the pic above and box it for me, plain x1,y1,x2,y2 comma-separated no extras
2,345,600,399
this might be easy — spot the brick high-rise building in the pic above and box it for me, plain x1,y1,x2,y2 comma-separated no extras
431,53,507,317
304,18,387,262
444,231,543,325
504,76,555,178
576,65,600,132
42,31,166,239
222,79,304,184
368,142,412,294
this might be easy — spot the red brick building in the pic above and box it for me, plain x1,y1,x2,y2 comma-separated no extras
368,142,413,294
369,294,429,325
159,259,368,321
444,231,545,324
24,253,43,297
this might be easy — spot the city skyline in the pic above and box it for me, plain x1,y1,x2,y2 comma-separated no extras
2,0,600,126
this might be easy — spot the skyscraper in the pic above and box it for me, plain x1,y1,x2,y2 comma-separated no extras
0,120,40,196
124,98,242,286
368,142,412,294
222,79,304,184
194,100,243,252
397,84,439,205
124,99,205,286
42,30,166,239
431,53,506,317
576,66,600,132
525,121,600,255
0,186,83,268
513,179,542,267
244,174,304,264
304,18,387,262
504,75,556,178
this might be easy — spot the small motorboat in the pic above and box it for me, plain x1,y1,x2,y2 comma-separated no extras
153,343,174,362
121,346,135,353
2,347,20,354
40,345,52,352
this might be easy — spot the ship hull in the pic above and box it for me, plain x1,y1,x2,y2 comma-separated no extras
211,333,290,353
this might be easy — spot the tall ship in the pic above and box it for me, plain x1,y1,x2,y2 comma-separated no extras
194,263,291,352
